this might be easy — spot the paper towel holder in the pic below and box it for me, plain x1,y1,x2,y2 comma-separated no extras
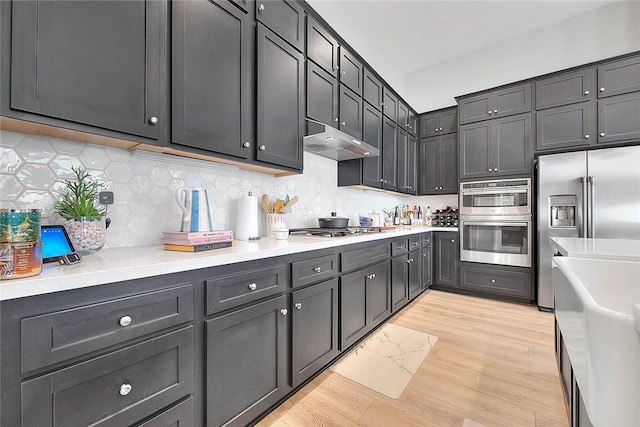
236,191,261,241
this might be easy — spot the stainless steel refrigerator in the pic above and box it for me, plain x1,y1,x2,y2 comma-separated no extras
536,145,640,310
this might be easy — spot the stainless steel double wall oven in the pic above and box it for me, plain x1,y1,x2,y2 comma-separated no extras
459,178,532,268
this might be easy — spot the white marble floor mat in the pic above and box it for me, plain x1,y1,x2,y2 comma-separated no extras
329,323,438,399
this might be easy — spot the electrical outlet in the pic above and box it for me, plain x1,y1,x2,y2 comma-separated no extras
99,191,114,205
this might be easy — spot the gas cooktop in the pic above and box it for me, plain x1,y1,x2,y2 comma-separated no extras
288,226,385,237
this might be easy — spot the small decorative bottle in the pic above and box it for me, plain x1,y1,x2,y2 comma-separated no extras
425,206,432,227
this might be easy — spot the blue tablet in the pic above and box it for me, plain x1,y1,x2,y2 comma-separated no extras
41,225,76,263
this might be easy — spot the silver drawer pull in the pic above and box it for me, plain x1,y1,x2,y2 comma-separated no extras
371,273,376,279
280,308,288,316
295,302,302,310
119,383,132,396
413,242,420,246
491,279,496,283
248,283,257,291
313,267,322,273
119,315,132,327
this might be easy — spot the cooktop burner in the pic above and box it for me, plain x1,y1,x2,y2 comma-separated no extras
289,226,385,237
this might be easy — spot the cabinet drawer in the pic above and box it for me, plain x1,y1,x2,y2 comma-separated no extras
137,397,194,427
205,264,287,315
21,326,194,427
292,254,338,288
21,284,194,373
391,238,408,257
341,242,389,272
459,265,532,299
408,235,422,251
421,233,431,248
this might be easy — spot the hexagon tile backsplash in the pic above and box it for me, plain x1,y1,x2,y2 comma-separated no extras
0,130,458,248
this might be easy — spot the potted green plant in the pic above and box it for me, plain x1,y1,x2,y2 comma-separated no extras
53,166,106,254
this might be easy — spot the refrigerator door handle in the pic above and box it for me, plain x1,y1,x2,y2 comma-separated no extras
588,176,595,238
581,176,588,238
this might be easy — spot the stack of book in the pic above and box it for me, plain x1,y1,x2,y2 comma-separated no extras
161,230,233,252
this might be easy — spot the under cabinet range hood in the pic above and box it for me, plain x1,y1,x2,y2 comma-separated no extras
303,120,379,161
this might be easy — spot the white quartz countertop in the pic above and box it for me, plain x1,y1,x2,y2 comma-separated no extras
0,226,457,301
550,237,640,262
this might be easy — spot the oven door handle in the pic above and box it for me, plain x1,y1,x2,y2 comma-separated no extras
461,188,529,195
461,221,529,227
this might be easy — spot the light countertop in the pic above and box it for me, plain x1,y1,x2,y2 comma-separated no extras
0,226,457,301
550,237,640,262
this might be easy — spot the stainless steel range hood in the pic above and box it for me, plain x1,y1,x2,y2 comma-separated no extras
303,119,379,161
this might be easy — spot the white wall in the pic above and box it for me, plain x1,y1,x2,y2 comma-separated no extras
405,1,640,112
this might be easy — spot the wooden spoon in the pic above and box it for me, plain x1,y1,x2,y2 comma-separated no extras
262,194,270,211
280,196,298,213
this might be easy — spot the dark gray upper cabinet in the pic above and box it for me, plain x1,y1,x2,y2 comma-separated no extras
536,68,596,110
172,0,252,159
362,103,384,187
382,88,398,122
398,101,409,131
597,55,640,98
339,46,363,95
363,68,383,110
460,112,531,179
408,110,418,136
206,295,288,427
255,0,304,52
291,278,339,388
433,231,459,288
536,102,596,151
418,133,457,195
256,24,305,170
459,83,531,124
419,108,458,138
339,84,363,140
597,91,640,144
306,61,339,127
382,116,398,191
407,134,417,195
397,129,416,195
306,16,339,78
10,0,165,143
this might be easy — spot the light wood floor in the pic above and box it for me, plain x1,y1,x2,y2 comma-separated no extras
257,290,569,427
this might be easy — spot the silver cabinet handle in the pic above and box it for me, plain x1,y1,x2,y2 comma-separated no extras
340,121,346,126
439,127,443,131
259,145,266,151
488,168,492,172
295,302,302,310
248,283,257,291
371,273,376,279
451,239,455,243
584,90,590,95
280,308,288,316
600,132,605,137
383,179,388,183
341,70,346,75
243,141,251,148
314,266,322,273
493,168,498,172
149,116,158,125
334,117,339,122
439,186,443,190
379,179,385,182
434,128,439,132
494,110,498,113
585,134,590,139
119,315,132,327
367,274,373,279
119,384,132,396
384,105,388,109
491,279,496,283
600,87,605,92
258,3,265,11
488,111,492,114
423,253,427,257
413,242,420,246
398,246,403,250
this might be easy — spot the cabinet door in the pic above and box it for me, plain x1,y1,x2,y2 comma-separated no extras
382,88,398,122
339,84,363,140
408,110,418,136
459,121,491,179
339,47,363,95
418,136,437,195
597,91,640,144
391,255,409,312
307,62,338,127
536,102,595,151
407,134,417,195
433,232,459,288
440,108,459,135
408,249,421,300
256,24,304,170
459,264,532,300
172,0,252,159
255,0,304,52
397,127,408,193
368,261,391,329
422,241,432,289
438,133,458,193
536,68,595,110
492,113,532,176
382,117,398,191
459,93,492,124
597,55,640,98
419,112,439,138
363,68,383,110
362,103,383,188
306,16,338,78
137,397,195,427
10,0,164,142
206,295,288,427
398,102,409,131
492,83,532,118
340,269,369,350
292,279,339,387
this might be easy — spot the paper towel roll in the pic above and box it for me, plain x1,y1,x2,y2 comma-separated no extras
236,194,260,240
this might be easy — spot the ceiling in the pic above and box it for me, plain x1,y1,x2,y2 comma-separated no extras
306,0,617,110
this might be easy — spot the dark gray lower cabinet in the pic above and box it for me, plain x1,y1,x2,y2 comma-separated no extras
421,234,432,289
292,278,339,387
459,262,532,301
391,254,409,312
206,295,288,427
369,261,392,329
408,248,421,300
137,397,195,427
433,232,459,288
